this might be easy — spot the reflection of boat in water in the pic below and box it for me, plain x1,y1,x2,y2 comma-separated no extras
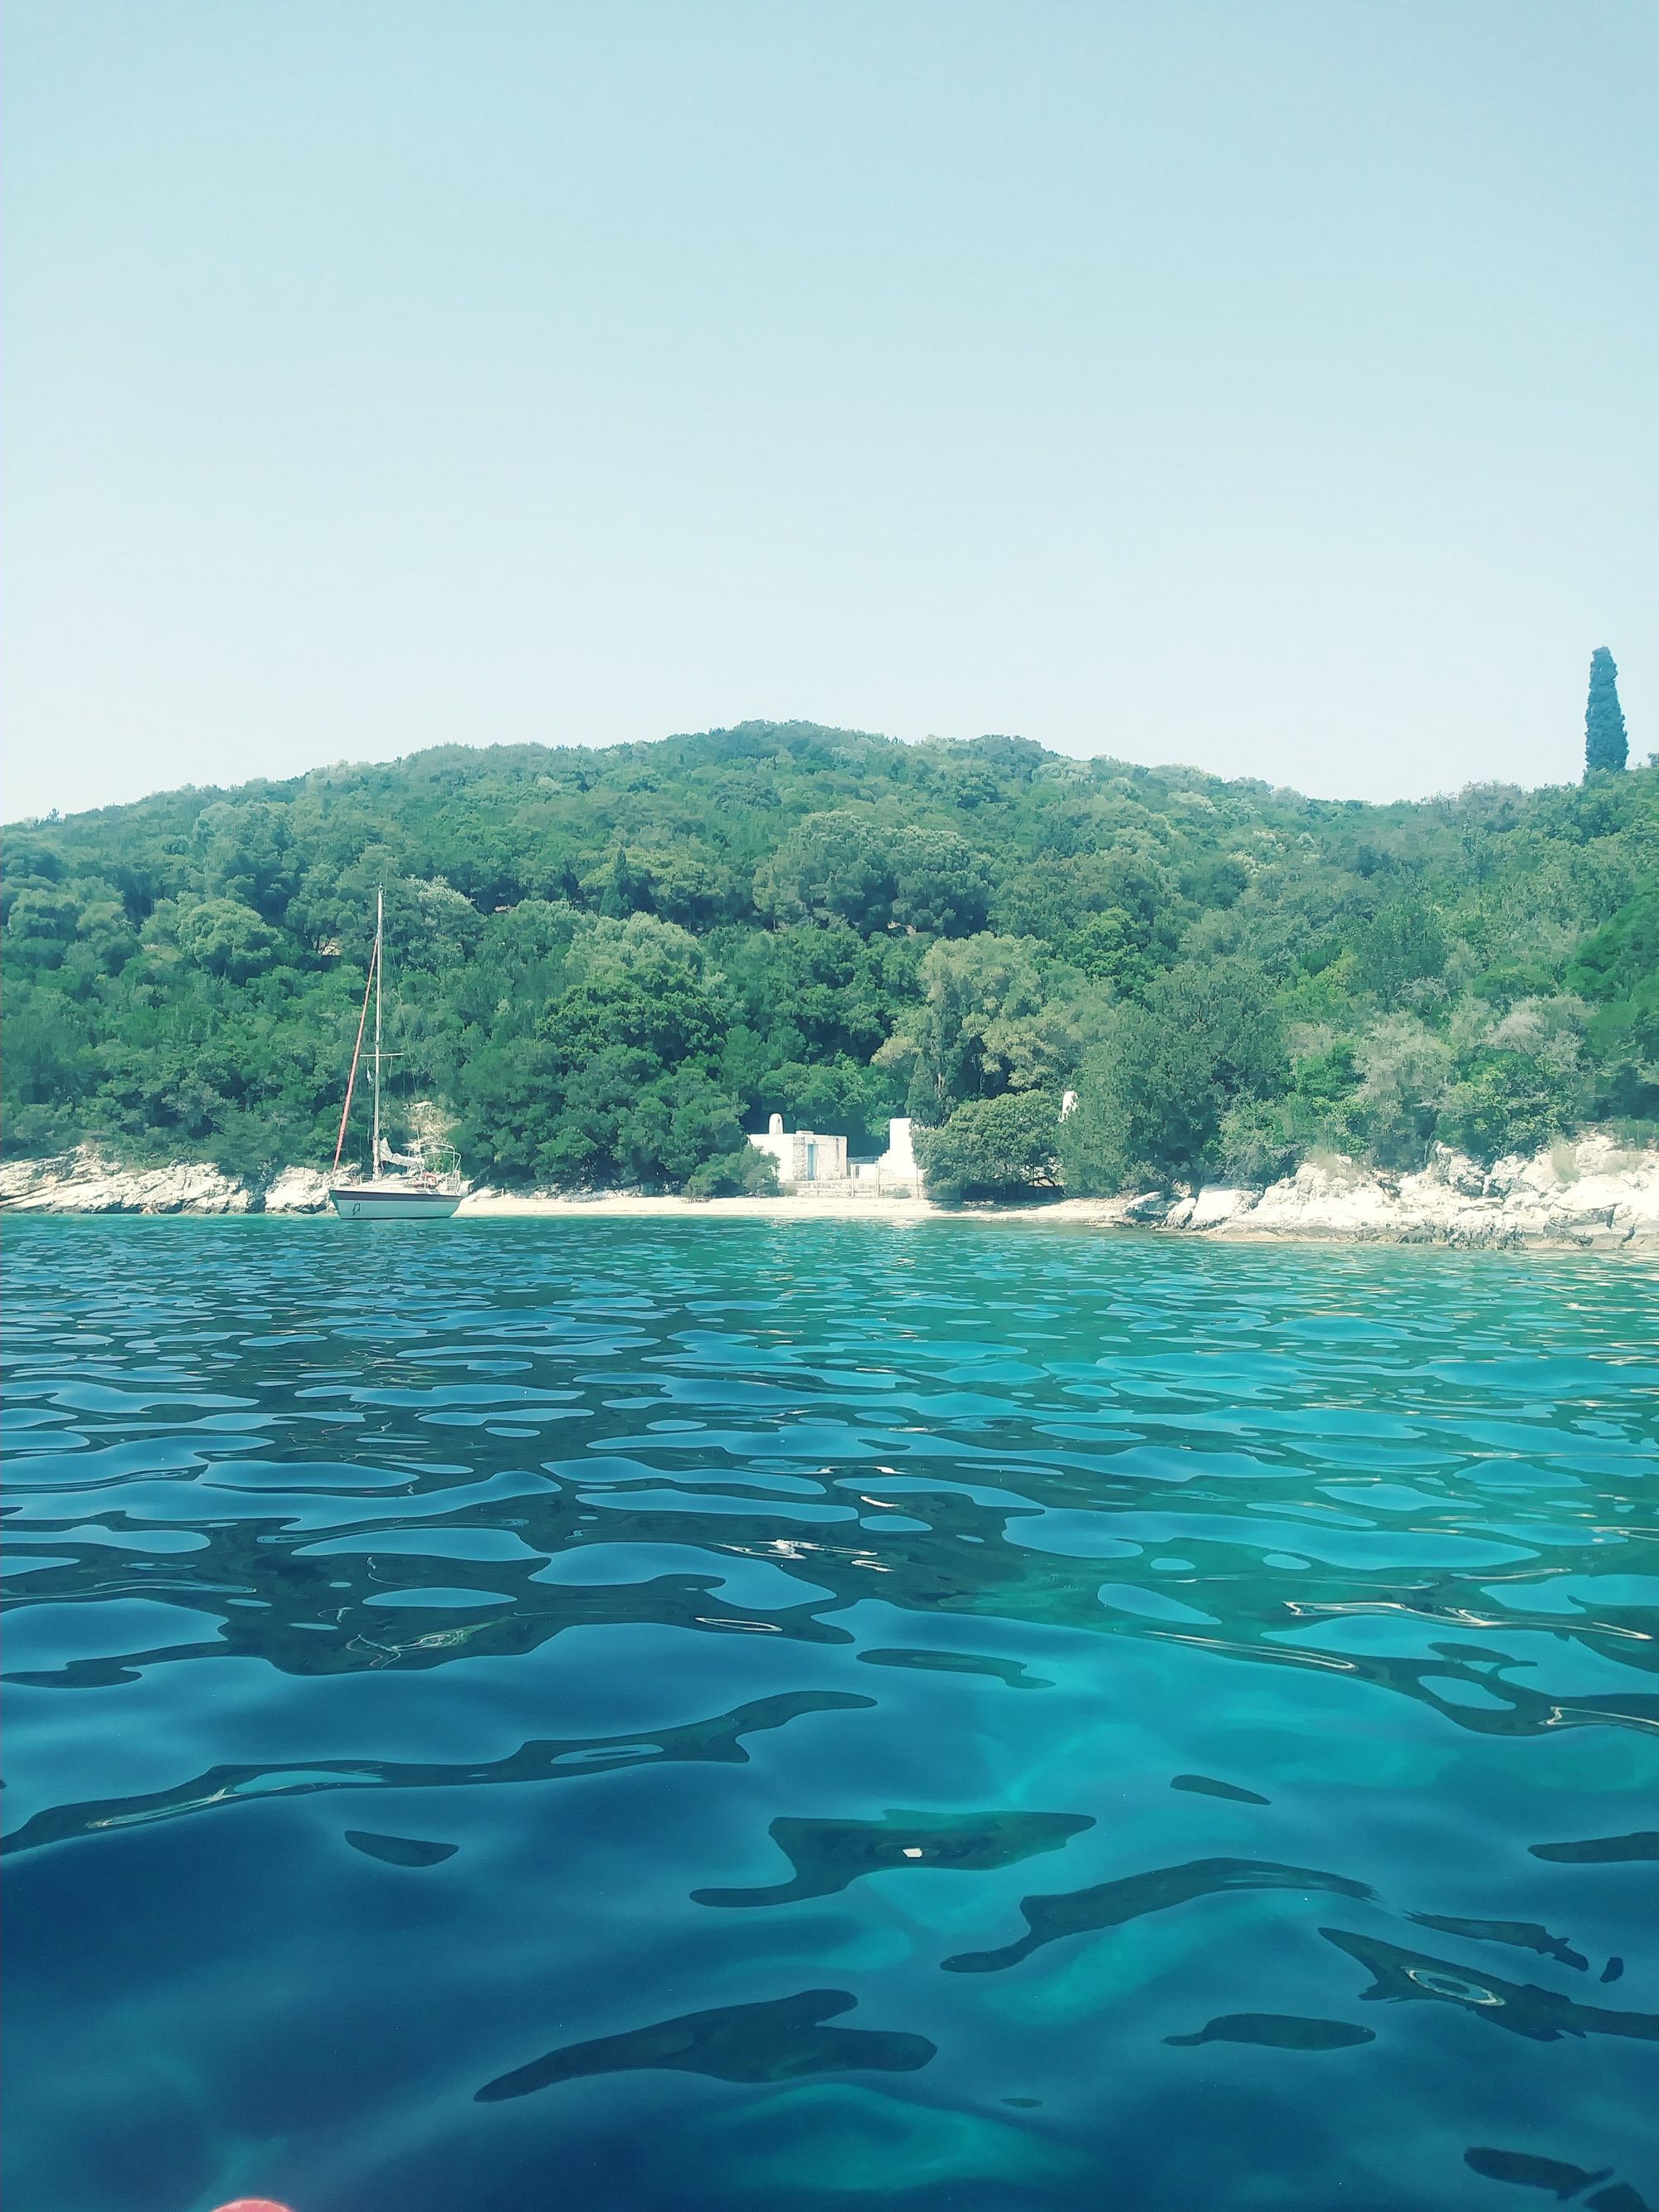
328,889,464,1221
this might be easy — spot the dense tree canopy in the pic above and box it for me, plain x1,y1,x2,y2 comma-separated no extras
4,721,1656,1194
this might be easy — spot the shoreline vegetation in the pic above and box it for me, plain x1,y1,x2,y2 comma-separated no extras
4,1131,1657,1251
7,722,1656,1210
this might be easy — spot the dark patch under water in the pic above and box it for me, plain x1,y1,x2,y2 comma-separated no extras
1163,2010,1376,2050
1170,1772,1272,1806
475,1987,937,2101
2,1218,1656,2211
343,1828,460,1868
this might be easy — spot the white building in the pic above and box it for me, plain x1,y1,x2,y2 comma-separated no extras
748,1114,849,1186
749,1114,919,1197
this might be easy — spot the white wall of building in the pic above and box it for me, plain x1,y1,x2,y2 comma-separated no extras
878,1117,916,1178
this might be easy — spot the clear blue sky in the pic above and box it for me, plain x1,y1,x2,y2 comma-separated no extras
5,1,1654,817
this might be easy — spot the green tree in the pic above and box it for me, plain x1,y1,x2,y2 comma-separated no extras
874,933,1103,1121
685,1145,780,1199
1058,960,1285,1192
1355,899,1447,1006
1437,1053,1579,1160
915,1091,1060,1201
887,824,993,936
1568,884,1659,1122
754,811,894,930
3,886,80,965
1067,908,1155,993
755,810,990,936
173,897,285,983
1353,1014,1452,1169
1584,646,1628,776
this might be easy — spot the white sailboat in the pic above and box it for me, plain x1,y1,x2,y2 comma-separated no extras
328,889,464,1220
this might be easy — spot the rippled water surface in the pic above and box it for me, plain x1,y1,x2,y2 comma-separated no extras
5,1218,1657,2212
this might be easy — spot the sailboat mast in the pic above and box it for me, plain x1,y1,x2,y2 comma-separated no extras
372,887,383,1176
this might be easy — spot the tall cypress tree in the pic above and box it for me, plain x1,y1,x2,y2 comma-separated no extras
1584,646,1628,775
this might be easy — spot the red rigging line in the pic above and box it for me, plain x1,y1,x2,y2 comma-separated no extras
330,929,379,1174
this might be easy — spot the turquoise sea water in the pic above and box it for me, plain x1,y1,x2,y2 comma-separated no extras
3,1218,1657,2212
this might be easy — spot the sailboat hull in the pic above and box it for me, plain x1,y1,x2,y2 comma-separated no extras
328,1185,463,1220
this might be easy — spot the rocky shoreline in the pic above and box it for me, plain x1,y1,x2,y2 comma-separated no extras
0,1154,322,1216
2,1135,1657,1251
1023,1132,1659,1252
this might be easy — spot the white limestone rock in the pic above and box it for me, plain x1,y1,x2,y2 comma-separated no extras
0,1147,251,1214
1188,1187,1257,1229
1425,1145,1488,1197
1122,1191,1172,1223
0,1154,81,1207
1561,1139,1659,1247
260,1167,333,1214
1199,1134,1659,1248
1238,1159,1399,1240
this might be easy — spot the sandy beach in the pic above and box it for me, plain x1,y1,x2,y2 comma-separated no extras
454,1188,956,1223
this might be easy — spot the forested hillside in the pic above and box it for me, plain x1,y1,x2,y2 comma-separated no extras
5,722,1657,1198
